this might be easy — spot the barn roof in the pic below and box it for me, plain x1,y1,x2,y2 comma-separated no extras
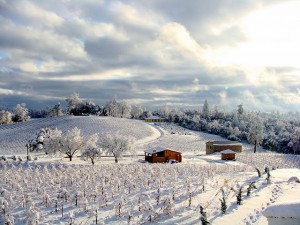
144,147,181,154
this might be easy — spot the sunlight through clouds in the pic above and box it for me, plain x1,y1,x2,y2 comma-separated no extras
0,0,299,111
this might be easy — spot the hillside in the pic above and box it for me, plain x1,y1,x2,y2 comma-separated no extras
0,117,299,224
0,116,161,155
0,116,256,156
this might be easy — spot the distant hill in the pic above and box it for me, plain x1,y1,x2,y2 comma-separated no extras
0,116,161,155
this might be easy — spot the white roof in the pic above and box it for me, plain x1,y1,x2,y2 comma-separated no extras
144,147,181,154
144,147,166,154
220,149,236,154
213,143,242,146
207,141,242,146
145,116,163,120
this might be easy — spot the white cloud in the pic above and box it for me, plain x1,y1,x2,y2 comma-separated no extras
0,0,299,111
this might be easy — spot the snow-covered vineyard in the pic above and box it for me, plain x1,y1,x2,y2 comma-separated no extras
0,159,299,225
0,116,299,224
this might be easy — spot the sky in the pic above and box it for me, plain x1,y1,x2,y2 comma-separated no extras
0,0,300,112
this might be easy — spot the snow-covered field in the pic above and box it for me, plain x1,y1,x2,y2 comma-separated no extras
138,123,255,154
0,116,161,155
0,117,299,225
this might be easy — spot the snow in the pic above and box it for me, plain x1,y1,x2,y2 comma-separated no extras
146,116,163,119
144,147,181,154
213,143,242,146
0,116,161,155
220,149,236,154
0,118,300,224
144,146,167,154
262,201,300,218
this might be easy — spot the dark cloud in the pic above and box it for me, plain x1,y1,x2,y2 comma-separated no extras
85,37,130,60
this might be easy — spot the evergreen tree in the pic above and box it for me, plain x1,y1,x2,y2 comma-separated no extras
202,99,209,118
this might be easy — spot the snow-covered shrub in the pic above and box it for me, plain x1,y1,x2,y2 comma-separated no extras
247,182,257,196
25,206,40,225
288,176,300,183
220,189,227,214
199,205,209,225
68,211,74,225
266,168,271,184
1,156,7,161
12,156,17,161
161,195,175,215
236,187,243,205
5,214,15,225
0,110,12,125
255,168,261,177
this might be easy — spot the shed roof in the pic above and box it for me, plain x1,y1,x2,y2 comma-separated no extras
220,149,236,154
144,147,181,154
145,116,164,120
207,141,242,146
213,143,242,146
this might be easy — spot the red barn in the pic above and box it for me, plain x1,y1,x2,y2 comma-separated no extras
144,147,182,163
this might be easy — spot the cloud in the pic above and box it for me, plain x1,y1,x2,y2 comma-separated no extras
0,0,299,112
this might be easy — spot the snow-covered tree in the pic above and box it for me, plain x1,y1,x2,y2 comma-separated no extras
105,97,119,117
66,92,82,114
101,133,135,163
202,100,209,118
59,127,85,161
118,101,131,118
289,127,300,154
42,128,62,154
142,110,152,120
0,110,12,125
81,134,102,165
247,115,265,153
132,105,143,119
237,104,244,116
27,128,61,155
50,103,63,117
13,103,29,122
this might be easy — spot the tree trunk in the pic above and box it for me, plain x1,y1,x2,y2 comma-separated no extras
115,158,118,163
254,140,257,153
91,158,95,165
69,155,73,161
